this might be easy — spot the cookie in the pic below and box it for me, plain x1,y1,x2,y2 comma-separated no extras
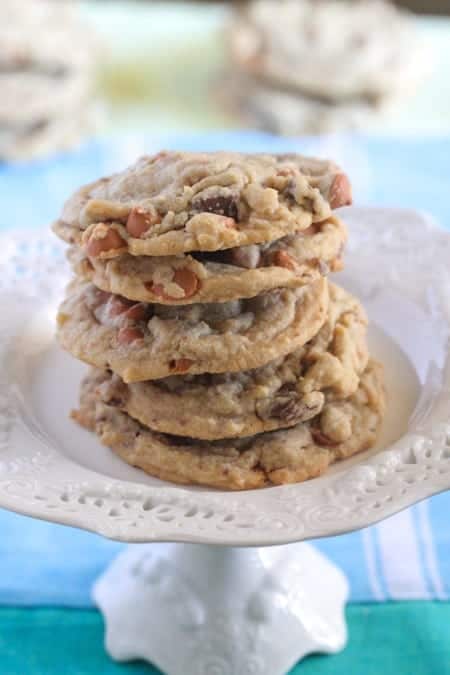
52,151,352,256
229,0,426,103
57,278,328,383
70,216,346,305
92,283,368,440
221,71,385,135
0,106,94,163
0,0,96,161
1,0,94,73
73,360,385,490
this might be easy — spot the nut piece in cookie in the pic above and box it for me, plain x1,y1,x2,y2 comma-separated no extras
126,207,161,238
84,224,127,259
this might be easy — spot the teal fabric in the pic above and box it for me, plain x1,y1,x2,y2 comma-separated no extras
0,603,448,675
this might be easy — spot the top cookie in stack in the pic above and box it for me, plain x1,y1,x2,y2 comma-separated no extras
54,151,385,489
54,151,350,305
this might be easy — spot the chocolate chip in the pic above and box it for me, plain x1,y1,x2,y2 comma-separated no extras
268,396,308,423
107,396,125,407
192,194,239,220
256,390,310,423
190,249,230,264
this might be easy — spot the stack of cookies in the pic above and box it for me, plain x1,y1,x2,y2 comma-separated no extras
54,151,385,490
1,0,97,161
226,0,427,135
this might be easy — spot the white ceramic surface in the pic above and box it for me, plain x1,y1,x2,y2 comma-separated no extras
94,542,348,675
2,206,450,673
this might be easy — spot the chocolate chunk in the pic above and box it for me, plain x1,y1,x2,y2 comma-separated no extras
190,249,230,264
269,396,306,423
193,194,239,220
256,389,321,424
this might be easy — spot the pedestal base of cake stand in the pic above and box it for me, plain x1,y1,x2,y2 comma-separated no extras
93,542,348,675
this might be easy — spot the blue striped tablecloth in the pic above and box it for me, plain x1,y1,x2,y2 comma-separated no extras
1,131,450,606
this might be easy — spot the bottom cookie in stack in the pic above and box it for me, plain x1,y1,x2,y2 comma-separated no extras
74,361,384,491
72,284,386,490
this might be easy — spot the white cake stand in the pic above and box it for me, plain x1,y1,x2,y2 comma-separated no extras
1,207,450,675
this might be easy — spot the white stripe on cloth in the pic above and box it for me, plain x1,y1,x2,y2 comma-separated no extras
376,509,430,600
362,527,386,601
416,500,447,600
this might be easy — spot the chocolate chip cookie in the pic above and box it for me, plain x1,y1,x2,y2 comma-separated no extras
52,151,352,256
1,0,96,161
73,360,385,490
91,283,367,440
70,216,346,305
57,277,328,383
229,0,426,103
221,71,383,135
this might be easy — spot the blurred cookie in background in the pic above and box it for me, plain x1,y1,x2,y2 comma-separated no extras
226,0,430,134
0,0,99,162
220,71,390,135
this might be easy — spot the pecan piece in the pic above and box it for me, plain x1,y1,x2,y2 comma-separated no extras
124,302,149,322
117,326,144,345
173,268,199,297
329,174,352,209
169,358,194,373
272,250,296,270
300,223,320,236
107,296,132,317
